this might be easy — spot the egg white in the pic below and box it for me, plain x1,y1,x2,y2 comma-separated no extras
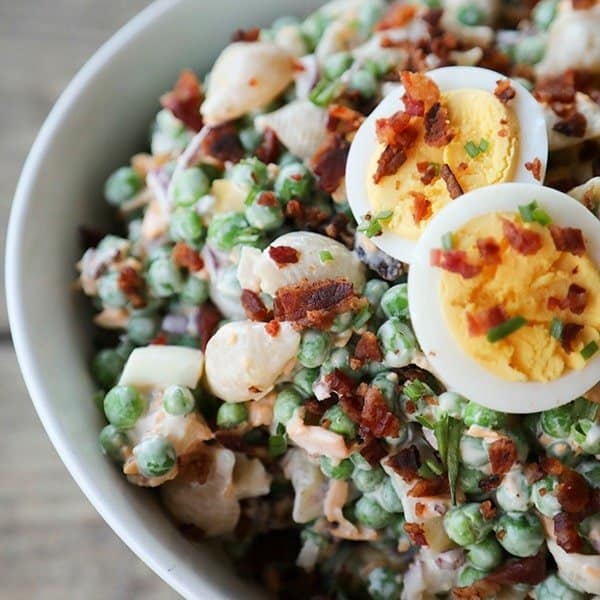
346,66,549,264
408,182,600,414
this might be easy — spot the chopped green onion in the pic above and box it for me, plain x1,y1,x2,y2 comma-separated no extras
441,232,454,250
309,78,342,107
486,316,527,343
414,415,434,429
268,434,288,457
465,141,480,158
319,250,334,263
549,317,563,341
531,207,552,226
357,211,393,238
581,341,599,361
478,138,490,152
518,201,552,226
425,457,444,476
376,210,393,220
434,414,462,505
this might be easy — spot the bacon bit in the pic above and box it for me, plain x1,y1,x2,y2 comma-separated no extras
424,103,454,147
561,323,584,353
554,112,587,138
453,581,501,600
417,161,438,185
525,157,542,181
548,283,588,315
535,70,578,106
376,4,417,30
501,218,542,255
200,122,244,164
476,237,501,264
150,331,168,345
494,79,516,105
573,0,596,8
160,69,203,132
354,332,383,363
467,306,509,337
312,134,350,194
360,386,400,438
479,474,501,493
268,245,300,267
265,320,280,337
430,249,481,279
403,96,425,117
117,266,145,308
324,369,356,400
422,7,443,27
404,522,428,546
387,445,420,482
405,400,416,414
172,241,204,272
339,394,364,424
554,512,584,553
458,162,468,171
401,71,440,111
359,436,387,467
285,199,330,230
196,303,222,351
408,475,449,498
557,469,591,513
498,129,508,137
414,502,426,518
321,213,354,248
410,192,432,224
440,164,463,198
488,438,517,475
327,104,365,135
541,456,567,476
231,27,260,42
256,191,278,207
241,289,272,322
375,111,411,146
214,430,248,452
373,145,409,183
486,553,546,586
480,500,497,521
303,397,336,421
549,225,586,256
255,128,282,164
525,462,545,484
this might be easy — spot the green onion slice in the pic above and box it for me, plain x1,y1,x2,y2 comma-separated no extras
549,317,563,341
464,141,480,158
319,250,333,263
487,316,527,342
581,341,599,361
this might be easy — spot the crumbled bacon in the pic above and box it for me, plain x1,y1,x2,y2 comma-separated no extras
480,500,497,521
387,445,420,481
476,237,501,264
553,112,587,138
401,71,440,111
200,122,244,164
410,192,432,224
255,128,282,164
321,213,354,248
453,581,501,600
214,430,248,452
540,456,567,476
488,438,517,475
359,436,387,467
304,397,336,420
561,323,584,352
408,475,449,498
312,134,350,193
373,145,409,183
557,469,591,513
440,164,463,198
549,225,586,256
376,4,418,30
285,199,330,230
417,161,438,185
501,218,542,255
150,331,168,346
268,245,300,266
402,96,425,117
196,303,222,351
467,306,508,337
160,69,203,132
172,242,204,272
360,386,400,438
554,512,584,553
375,111,411,146
478,474,501,493
117,266,145,308
324,369,356,400
494,79,516,104
256,191,278,207
573,0,596,8
404,522,427,546
327,104,365,135
231,27,260,42
525,157,543,181
430,249,481,279
354,331,383,363
264,320,280,337
424,103,454,147
548,283,588,314
241,289,272,322
486,553,546,585
534,70,578,105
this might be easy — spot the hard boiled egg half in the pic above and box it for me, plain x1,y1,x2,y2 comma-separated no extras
408,182,600,413
346,66,548,264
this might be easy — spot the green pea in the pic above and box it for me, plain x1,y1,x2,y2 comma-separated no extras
322,52,353,80
229,157,269,188
541,404,575,438
457,565,489,588
319,456,354,480
458,466,485,495
147,258,183,298
216,402,248,428
322,404,357,439
103,385,145,429
99,424,130,462
298,329,331,369
464,402,506,429
377,318,417,368
457,3,486,26
460,435,489,468
320,347,353,377
104,166,143,207
246,194,284,231
378,477,404,513
494,512,544,557
371,371,399,405
274,387,303,425
171,167,210,207
163,384,195,416
536,574,585,600
531,476,561,517
379,284,408,319
292,368,319,398
274,163,314,203
300,11,329,52
148,244,173,263
127,315,159,346
207,212,262,250
466,536,503,570
134,436,176,477
170,208,204,243
91,349,125,389
353,466,385,493
514,36,546,65
349,69,378,98
496,469,531,512
532,0,559,31
443,503,493,546
355,496,394,529
97,272,128,308
239,127,262,153
367,566,401,600
577,460,600,488
546,440,578,467
364,279,389,310
330,311,353,333
151,109,191,155
180,276,209,306
571,419,600,454
435,391,467,420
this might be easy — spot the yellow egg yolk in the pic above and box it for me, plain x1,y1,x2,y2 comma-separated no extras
439,213,600,382
366,89,519,239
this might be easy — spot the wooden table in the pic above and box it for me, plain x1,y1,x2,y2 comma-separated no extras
1,2,179,598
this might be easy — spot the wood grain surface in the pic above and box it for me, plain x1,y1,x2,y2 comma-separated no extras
1,2,180,598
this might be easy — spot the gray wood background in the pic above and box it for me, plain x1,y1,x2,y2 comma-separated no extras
1,2,179,598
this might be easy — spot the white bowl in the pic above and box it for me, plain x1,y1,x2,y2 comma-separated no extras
6,1,321,597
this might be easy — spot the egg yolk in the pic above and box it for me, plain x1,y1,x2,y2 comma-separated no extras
439,213,600,382
366,89,519,239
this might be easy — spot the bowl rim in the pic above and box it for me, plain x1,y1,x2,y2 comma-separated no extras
5,1,229,598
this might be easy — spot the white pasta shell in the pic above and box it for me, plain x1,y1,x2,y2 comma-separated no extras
237,231,366,296
201,42,296,126
204,320,300,403
254,100,328,160
274,24,307,58
547,537,600,595
316,19,362,63
569,177,600,213
546,92,600,151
